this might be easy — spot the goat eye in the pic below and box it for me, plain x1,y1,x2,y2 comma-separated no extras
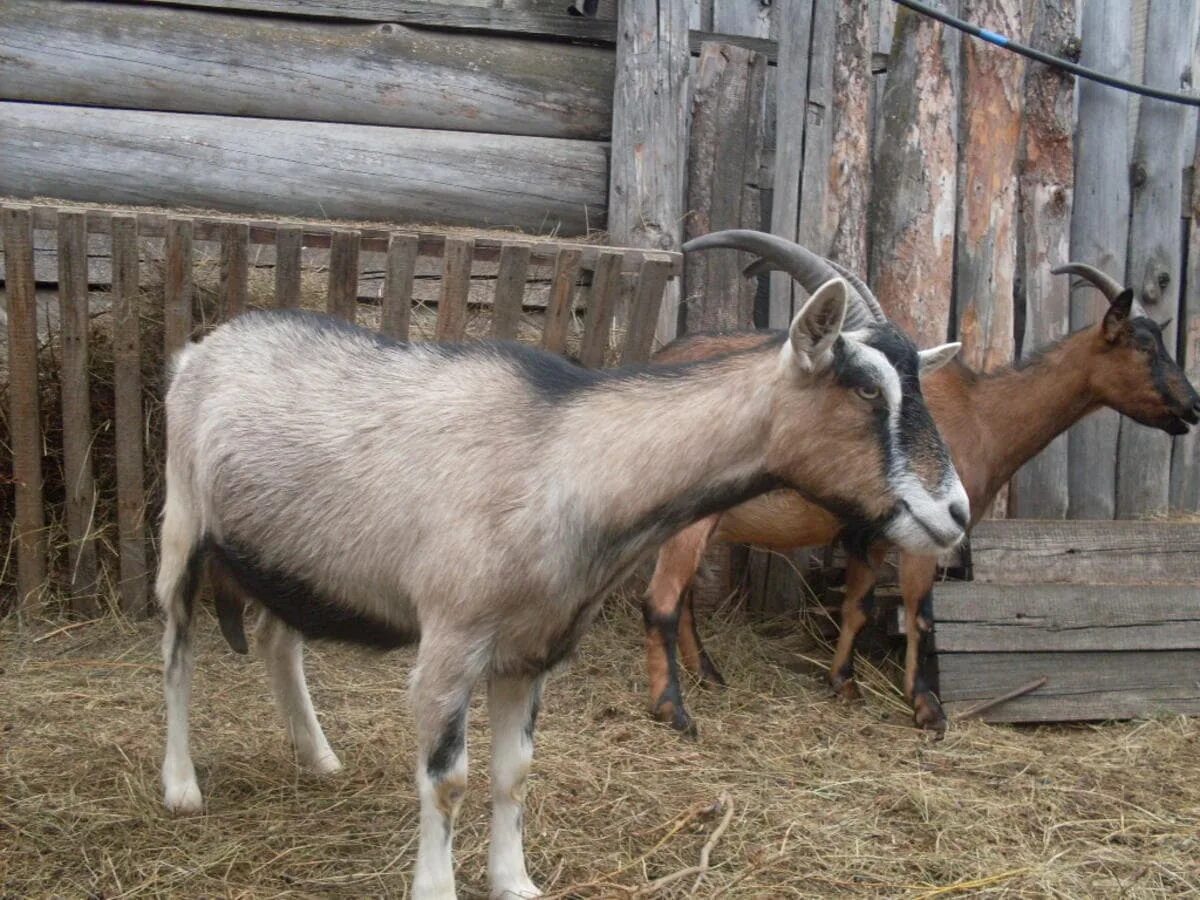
856,385,881,401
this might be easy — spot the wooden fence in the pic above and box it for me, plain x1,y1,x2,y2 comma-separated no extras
1,203,680,616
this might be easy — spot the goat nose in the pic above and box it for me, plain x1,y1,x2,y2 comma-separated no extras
949,502,969,531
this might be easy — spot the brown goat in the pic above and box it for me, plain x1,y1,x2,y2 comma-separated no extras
643,263,1200,734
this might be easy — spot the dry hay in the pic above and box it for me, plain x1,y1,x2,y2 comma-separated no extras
3,595,1199,898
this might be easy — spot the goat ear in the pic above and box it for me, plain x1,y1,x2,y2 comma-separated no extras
918,342,961,375
1102,288,1135,341
788,278,847,371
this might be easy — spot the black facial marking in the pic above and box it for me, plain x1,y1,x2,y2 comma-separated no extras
427,701,469,781
1133,317,1200,423
210,538,418,650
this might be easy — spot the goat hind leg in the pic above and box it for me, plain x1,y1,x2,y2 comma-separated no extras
487,673,544,899
677,589,726,688
828,551,881,702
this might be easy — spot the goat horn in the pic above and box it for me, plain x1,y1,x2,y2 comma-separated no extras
1051,262,1124,302
826,259,886,323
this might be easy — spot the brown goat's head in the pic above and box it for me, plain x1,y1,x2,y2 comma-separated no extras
1055,263,1200,436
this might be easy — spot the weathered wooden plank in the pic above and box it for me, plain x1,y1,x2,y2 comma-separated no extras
869,4,960,347
3,205,46,613
609,0,689,343
541,248,582,353
938,650,1200,722
713,0,771,40
968,520,1200,585
111,215,148,615
1173,123,1200,511
578,250,623,367
684,42,767,333
381,233,418,341
767,0,815,329
1010,0,1076,519
932,583,1200,652
1066,0,1132,519
274,226,303,309
621,258,672,364
1,104,609,236
1117,0,1199,518
327,229,361,322
435,238,474,341
164,217,193,356
491,243,532,341
0,0,614,141
219,222,249,320
56,211,100,611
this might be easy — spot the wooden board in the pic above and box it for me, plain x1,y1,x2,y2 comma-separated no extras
435,238,473,340
491,243,532,341
0,0,614,141
1009,0,1075,518
274,226,303,309
968,520,1200,585
219,222,248,319
1066,0,1132,519
939,650,1200,722
327,229,361,322
163,218,194,355
931,583,1200,652
381,233,418,340
0,103,609,236
1173,119,1200,511
578,250,623,367
621,257,672,364
541,248,582,354
1116,0,1199,518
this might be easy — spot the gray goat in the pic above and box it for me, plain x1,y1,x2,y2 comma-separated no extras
156,232,968,899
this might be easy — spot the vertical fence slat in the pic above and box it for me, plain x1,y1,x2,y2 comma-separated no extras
1067,0,1131,519
435,237,473,341
541,247,582,353
274,225,303,309
382,232,418,341
578,251,624,368
327,228,360,322
1116,0,1198,518
111,214,147,615
1011,0,1076,519
219,221,249,320
57,210,99,610
491,242,532,341
621,257,672,364
164,217,193,357
3,205,45,614
1172,126,1200,511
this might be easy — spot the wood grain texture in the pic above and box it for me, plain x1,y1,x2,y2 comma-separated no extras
491,242,532,340
931,583,1200,652
0,0,614,141
1066,0,1131,519
1173,122,1200,511
968,520,1200,585
3,205,46,613
684,41,767,334
939,650,1200,722
435,238,473,341
381,233,418,340
219,222,249,320
1010,0,1076,519
56,211,100,611
273,226,303,309
541,248,582,353
713,0,771,40
621,257,672,364
326,229,361,322
608,0,689,342
1116,0,1199,518
868,3,960,347
578,250,623,367
111,215,148,615
163,218,193,356
0,104,609,235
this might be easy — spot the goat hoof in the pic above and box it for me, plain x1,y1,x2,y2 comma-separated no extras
652,701,697,738
163,779,204,814
832,679,862,702
306,752,344,776
491,877,542,899
913,692,947,736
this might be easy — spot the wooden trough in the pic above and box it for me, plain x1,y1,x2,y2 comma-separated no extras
932,520,1200,723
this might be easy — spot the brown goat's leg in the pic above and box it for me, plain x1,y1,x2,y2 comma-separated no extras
643,516,720,736
828,547,883,701
677,589,726,687
900,553,946,733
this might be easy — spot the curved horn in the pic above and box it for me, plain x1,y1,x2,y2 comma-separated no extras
1051,262,1124,302
826,259,885,322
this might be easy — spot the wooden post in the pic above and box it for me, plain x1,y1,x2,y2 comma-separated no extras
578,250,624,367
3,205,45,615
768,0,815,329
1172,124,1200,511
219,221,248,319
541,248,582,354
382,233,418,341
621,257,672,364
327,228,360,322
57,210,100,610
1067,0,1131,520
435,237,473,341
609,0,689,343
684,41,767,333
164,217,193,357
491,242,532,341
112,214,148,615
1011,0,1076,519
274,225,303,309
868,3,960,348
1116,0,1198,518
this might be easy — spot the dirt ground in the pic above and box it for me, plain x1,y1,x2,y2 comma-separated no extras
3,595,1198,899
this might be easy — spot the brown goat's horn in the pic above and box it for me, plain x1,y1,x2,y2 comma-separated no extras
1052,262,1124,302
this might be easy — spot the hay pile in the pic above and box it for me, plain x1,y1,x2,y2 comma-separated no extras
3,596,1198,897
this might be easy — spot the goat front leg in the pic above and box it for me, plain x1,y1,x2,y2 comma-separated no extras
487,673,545,899
257,612,341,774
828,545,884,701
899,553,946,733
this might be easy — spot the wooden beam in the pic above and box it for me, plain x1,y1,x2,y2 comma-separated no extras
1,103,609,236
327,229,361,322
1010,0,1076,519
621,257,672,364
541,248,582,354
219,222,249,320
608,0,689,343
1173,122,1200,511
274,226,303,309
163,218,194,356
491,242,532,341
382,233,419,340
435,238,474,340
578,250,623,367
